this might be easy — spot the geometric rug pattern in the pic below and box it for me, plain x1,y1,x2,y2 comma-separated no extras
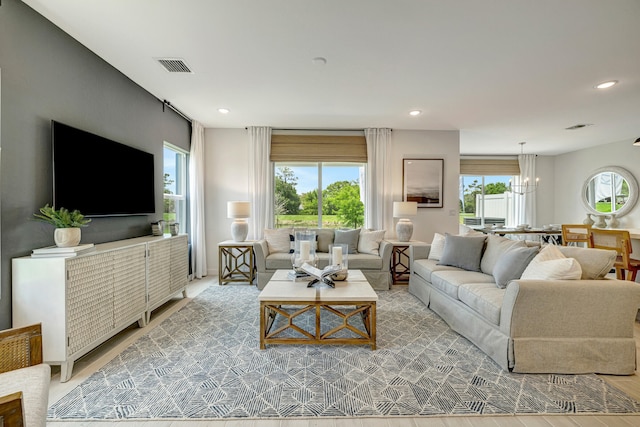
48,285,640,420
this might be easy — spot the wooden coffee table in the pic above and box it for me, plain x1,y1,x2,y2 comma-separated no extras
259,269,378,350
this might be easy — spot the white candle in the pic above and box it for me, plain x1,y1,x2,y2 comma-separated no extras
300,240,311,261
332,246,343,265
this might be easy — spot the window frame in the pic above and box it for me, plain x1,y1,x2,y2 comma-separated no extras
163,142,188,232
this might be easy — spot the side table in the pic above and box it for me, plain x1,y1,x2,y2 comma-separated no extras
218,240,255,285
387,240,427,285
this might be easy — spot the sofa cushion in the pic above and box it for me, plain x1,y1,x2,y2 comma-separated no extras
431,269,496,300
412,258,460,283
265,252,295,269
480,235,526,275
493,245,540,289
521,245,582,280
437,234,487,272
458,283,505,325
347,253,383,269
334,228,360,254
264,228,293,254
557,246,616,280
358,229,385,255
428,233,446,261
0,363,50,427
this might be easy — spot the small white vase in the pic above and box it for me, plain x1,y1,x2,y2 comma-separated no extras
54,227,81,247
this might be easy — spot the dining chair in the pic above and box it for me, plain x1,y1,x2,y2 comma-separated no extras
561,224,592,246
0,323,50,427
589,228,640,281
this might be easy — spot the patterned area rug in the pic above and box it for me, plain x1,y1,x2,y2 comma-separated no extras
48,284,640,420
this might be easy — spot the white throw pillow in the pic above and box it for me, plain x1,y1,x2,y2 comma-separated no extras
428,233,446,261
264,228,293,254
358,229,386,255
520,244,582,280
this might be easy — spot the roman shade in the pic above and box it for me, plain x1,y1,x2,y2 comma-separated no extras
270,135,367,162
460,159,520,175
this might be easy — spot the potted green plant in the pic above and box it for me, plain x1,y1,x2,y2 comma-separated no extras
34,204,91,247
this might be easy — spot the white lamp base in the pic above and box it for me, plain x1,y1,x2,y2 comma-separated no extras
396,219,413,242
230,220,248,242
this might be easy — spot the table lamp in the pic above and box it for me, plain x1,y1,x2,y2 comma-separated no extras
393,201,418,242
227,201,250,242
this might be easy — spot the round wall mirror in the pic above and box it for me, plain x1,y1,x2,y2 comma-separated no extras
581,166,638,218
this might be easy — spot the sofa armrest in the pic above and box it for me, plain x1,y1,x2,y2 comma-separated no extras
378,241,393,272
253,240,269,272
501,279,640,338
409,244,431,264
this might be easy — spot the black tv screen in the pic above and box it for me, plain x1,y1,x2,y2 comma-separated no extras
52,121,156,216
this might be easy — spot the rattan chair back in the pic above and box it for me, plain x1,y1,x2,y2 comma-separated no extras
0,323,43,374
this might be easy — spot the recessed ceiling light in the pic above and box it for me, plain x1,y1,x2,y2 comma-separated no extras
595,80,618,89
409,110,422,116
218,108,230,114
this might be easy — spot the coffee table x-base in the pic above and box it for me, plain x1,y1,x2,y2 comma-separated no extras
259,270,378,350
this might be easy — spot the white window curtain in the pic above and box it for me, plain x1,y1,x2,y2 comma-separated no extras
248,126,273,240
364,128,393,234
515,154,537,226
188,121,207,278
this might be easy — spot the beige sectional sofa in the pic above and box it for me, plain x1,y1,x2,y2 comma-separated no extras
409,233,640,375
253,227,392,290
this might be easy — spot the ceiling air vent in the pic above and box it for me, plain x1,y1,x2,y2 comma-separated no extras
565,123,593,130
156,58,193,73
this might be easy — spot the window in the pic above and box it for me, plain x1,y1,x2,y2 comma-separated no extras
163,143,188,233
274,162,365,229
459,159,520,228
459,175,515,228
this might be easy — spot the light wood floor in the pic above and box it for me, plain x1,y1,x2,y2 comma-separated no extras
47,278,640,427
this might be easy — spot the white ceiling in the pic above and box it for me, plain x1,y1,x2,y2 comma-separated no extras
22,0,640,155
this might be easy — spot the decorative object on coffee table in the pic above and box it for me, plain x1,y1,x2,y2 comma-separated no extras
329,243,348,281
291,230,318,273
33,204,91,247
227,201,250,242
393,201,417,241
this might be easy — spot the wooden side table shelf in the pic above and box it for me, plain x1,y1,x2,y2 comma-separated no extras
387,240,427,285
218,240,255,285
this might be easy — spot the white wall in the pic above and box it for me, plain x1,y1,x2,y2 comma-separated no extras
203,128,460,276
553,139,640,229
389,130,460,243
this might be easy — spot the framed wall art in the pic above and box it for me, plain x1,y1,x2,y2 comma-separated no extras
403,158,444,208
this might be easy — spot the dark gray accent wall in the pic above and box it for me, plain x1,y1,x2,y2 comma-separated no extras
0,0,191,328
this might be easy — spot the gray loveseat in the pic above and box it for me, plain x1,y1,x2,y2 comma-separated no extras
409,233,640,375
253,228,392,290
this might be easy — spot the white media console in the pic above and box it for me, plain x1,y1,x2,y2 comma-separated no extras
12,234,189,382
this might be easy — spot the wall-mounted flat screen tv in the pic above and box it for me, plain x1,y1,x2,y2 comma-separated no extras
52,121,156,216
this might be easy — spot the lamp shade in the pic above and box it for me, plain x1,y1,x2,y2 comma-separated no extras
227,201,250,219
393,201,418,218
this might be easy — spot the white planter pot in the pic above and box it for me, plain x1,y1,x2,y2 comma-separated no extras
54,227,81,247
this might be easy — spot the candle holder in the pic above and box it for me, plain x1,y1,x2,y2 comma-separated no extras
291,230,318,274
329,243,349,281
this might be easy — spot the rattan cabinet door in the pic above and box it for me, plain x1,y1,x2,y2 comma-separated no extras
170,235,189,292
147,239,172,307
112,245,147,327
66,252,114,356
